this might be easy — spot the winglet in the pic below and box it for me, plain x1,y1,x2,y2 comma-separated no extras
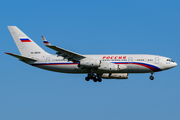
41,36,51,46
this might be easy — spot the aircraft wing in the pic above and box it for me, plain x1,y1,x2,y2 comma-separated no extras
41,36,85,61
5,52,37,61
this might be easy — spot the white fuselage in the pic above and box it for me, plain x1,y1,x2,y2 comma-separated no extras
28,54,177,74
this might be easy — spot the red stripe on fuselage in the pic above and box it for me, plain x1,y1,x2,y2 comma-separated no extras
114,62,159,72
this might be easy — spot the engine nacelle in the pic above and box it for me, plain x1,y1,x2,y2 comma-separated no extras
101,73,128,79
98,62,127,71
79,59,100,67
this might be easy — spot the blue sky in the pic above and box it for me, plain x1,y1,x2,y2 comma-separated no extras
1,0,180,120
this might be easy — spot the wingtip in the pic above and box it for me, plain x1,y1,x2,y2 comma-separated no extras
41,36,46,41
41,36,51,45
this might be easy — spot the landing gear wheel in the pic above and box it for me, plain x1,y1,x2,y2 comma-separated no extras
97,78,102,82
85,77,90,81
150,76,154,80
93,78,97,82
85,73,102,82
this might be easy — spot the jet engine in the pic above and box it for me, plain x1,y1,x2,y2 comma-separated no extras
101,73,128,79
98,62,127,71
79,59,100,67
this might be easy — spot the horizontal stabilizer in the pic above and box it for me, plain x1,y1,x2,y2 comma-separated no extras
5,52,37,61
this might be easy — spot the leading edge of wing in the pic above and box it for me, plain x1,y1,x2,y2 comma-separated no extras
41,36,85,60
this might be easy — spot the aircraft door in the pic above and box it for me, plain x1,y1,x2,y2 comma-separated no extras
128,57,133,63
128,57,133,71
155,57,159,64
46,57,50,64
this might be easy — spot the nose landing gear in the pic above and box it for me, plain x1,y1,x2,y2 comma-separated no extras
150,76,154,80
150,73,154,80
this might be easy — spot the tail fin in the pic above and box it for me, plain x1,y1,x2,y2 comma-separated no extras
7,26,49,57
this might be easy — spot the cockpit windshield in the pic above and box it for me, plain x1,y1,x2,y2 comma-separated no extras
167,59,175,62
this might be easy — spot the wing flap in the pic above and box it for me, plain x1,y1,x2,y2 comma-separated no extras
5,52,37,61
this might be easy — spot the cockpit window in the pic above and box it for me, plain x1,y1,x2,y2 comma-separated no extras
167,59,175,62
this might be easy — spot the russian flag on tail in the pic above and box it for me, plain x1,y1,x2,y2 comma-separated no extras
20,38,31,42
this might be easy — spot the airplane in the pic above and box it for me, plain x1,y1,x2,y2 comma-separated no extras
5,26,177,82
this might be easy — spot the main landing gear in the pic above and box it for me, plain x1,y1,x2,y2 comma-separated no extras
85,74,102,82
149,73,154,80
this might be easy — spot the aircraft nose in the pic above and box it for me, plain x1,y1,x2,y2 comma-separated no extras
172,62,177,68
174,62,177,66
